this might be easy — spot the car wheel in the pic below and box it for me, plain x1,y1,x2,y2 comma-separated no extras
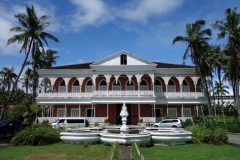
0,131,5,139
172,125,177,128
154,125,158,127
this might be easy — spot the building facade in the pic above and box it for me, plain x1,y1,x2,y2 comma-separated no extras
36,51,207,124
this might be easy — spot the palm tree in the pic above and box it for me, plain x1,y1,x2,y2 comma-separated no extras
21,68,33,102
173,19,213,115
42,49,60,68
1,5,59,120
213,80,229,123
211,7,240,122
0,67,17,91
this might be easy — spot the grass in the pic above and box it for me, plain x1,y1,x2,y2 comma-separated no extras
1,142,240,160
0,142,111,160
139,144,240,160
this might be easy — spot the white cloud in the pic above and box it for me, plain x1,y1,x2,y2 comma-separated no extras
117,0,183,22
69,0,114,31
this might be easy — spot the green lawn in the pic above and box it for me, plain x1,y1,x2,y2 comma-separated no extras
0,143,111,160
140,144,240,160
1,143,240,160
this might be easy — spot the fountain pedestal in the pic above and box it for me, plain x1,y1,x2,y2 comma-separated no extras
120,103,129,134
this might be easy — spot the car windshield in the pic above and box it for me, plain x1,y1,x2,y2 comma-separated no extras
53,119,59,123
0,120,9,126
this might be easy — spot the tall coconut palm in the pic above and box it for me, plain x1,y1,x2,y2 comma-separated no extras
211,7,240,122
42,49,60,68
1,5,59,120
173,19,213,115
21,68,33,102
0,67,17,91
214,80,229,123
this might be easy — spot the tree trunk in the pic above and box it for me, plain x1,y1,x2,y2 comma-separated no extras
0,37,33,120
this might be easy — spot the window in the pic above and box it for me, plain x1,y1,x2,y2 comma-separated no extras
57,108,65,117
99,80,107,90
59,80,66,92
66,119,84,123
71,108,80,117
113,81,121,90
168,108,177,116
152,108,163,117
182,80,189,92
120,54,127,65
58,119,64,123
72,80,80,92
140,80,148,90
183,108,191,117
126,81,134,90
86,80,93,92
168,79,176,92
154,80,162,92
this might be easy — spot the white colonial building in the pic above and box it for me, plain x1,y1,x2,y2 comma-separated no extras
36,50,207,124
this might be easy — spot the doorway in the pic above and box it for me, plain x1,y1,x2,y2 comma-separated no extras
116,104,131,125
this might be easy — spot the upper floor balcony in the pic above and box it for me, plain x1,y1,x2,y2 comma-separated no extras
37,90,204,99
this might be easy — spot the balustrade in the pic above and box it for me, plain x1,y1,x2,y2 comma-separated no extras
38,90,205,98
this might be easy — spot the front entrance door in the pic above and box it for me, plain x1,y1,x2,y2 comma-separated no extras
116,104,131,125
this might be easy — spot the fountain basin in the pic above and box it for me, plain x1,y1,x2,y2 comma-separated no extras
150,129,192,146
100,132,151,145
60,132,100,144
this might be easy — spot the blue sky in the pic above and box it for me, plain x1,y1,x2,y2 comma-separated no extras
0,0,239,74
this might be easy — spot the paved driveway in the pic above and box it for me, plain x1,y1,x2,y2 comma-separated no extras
227,133,240,147
0,136,11,150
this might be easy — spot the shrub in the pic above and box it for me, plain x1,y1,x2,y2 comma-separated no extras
217,123,240,133
11,125,63,146
184,118,193,128
94,122,99,126
138,118,143,123
41,120,51,127
85,119,89,127
185,124,228,145
164,114,177,119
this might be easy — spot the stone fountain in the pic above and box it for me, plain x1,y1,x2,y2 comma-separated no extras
60,103,192,146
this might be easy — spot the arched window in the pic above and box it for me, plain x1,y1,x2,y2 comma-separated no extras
154,80,162,93
113,81,121,90
120,54,127,65
126,80,135,90
182,80,189,92
140,80,148,90
86,80,93,92
59,80,66,92
72,80,80,93
167,79,176,92
99,80,107,90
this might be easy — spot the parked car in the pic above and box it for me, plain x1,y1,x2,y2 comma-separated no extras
0,120,29,138
153,119,183,128
51,117,87,128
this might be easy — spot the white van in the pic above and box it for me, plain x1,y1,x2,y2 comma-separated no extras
51,117,86,128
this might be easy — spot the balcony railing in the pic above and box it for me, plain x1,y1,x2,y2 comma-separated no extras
38,90,204,99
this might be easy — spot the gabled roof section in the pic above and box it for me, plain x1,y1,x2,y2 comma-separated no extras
48,62,93,69
91,50,155,66
153,62,194,68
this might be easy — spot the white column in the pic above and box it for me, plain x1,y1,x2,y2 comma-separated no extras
167,104,168,114
79,85,82,98
107,104,109,118
107,83,109,97
65,85,68,98
166,85,168,98
152,82,155,96
65,105,67,117
79,105,81,117
138,82,140,97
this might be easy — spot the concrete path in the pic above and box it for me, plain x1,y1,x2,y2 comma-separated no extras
119,145,132,160
227,133,240,147
0,136,11,150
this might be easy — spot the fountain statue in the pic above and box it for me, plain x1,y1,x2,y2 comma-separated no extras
120,103,129,134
